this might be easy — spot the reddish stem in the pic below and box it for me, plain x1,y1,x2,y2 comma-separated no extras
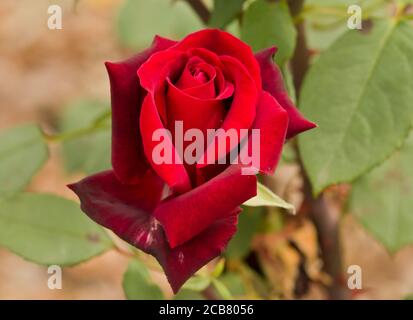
184,0,211,24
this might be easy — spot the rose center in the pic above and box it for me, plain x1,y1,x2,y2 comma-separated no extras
192,68,208,84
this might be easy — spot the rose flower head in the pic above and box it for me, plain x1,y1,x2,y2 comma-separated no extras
69,29,315,293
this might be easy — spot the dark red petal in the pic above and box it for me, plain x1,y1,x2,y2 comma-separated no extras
241,91,289,175
255,47,316,139
68,170,242,293
140,94,192,193
68,170,164,251
106,36,177,184
172,29,262,92
160,209,240,292
153,165,257,248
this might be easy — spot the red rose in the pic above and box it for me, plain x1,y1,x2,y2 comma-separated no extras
69,29,315,293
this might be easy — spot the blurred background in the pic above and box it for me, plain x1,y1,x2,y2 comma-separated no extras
1,0,413,300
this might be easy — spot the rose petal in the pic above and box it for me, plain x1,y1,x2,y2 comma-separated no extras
214,66,235,99
137,49,188,122
255,47,316,138
153,165,257,248
136,49,194,192
185,48,235,99
240,91,289,175
172,29,262,92
140,94,192,193
160,209,240,292
68,170,164,251
220,56,257,131
182,80,216,99
180,61,217,99
166,79,226,134
106,36,177,184
195,163,230,186
68,170,241,293
138,50,187,93
176,57,215,89
197,55,258,167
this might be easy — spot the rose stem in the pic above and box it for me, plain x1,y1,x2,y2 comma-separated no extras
184,0,211,24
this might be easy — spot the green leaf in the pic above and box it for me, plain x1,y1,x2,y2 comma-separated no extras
209,0,245,28
226,206,263,259
241,0,296,65
349,132,413,253
60,100,111,175
299,19,413,195
0,124,48,200
244,182,295,214
123,259,164,300
181,276,211,291
305,16,348,52
0,193,112,265
117,0,203,50
212,278,233,300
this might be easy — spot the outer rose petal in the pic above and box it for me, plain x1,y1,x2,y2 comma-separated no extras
106,35,177,184
240,91,289,175
68,170,241,293
161,209,240,292
255,47,316,139
172,29,262,92
153,165,257,248
68,170,164,239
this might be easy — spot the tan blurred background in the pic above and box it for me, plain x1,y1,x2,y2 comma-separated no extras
0,0,413,299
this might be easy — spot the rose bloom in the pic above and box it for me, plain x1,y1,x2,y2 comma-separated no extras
69,29,315,293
